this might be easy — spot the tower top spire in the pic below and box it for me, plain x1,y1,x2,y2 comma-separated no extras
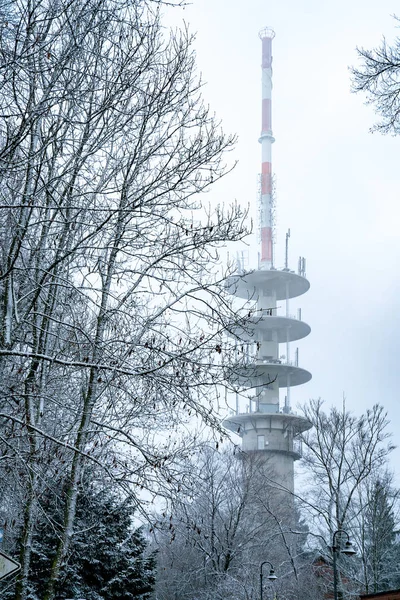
259,28,274,268
258,27,275,40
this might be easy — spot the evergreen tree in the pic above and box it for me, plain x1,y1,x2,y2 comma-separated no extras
64,490,156,600
355,474,400,593
2,481,156,600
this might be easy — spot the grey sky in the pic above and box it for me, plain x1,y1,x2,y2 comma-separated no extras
166,1,400,465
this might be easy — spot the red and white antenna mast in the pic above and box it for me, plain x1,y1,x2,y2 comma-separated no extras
259,27,275,270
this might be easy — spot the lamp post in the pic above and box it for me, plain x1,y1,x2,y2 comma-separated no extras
332,529,356,600
260,560,277,600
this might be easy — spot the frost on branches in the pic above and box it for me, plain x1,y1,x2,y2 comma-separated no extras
0,0,250,597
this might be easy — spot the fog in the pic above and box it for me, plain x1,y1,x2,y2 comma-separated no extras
166,0,400,468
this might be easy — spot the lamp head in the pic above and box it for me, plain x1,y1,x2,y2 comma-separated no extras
342,540,356,556
268,569,277,581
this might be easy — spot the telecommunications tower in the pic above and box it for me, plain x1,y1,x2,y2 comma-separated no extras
224,28,311,496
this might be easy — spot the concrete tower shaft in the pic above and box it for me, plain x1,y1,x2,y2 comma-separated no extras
259,28,275,269
223,28,312,497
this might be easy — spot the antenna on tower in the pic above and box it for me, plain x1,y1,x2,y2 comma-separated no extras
285,229,291,269
258,27,275,270
298,256,307,277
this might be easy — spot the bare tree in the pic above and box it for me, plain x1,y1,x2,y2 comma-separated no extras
154,446,311,600
298,399,395,599
155,447,263,600
300,399,394,535
351,17,400,134
0,0,251,597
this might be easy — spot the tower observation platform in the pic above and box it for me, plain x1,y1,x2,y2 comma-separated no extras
223,265,312,493
223,28,312,497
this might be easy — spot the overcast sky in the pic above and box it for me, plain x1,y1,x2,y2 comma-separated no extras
166,1,400,464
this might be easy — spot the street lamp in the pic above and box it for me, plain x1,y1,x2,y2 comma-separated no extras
260,560,277,600
332,529,356,600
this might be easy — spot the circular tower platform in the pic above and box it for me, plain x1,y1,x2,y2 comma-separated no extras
226,268,310,301
229,314,311,343
223,412,311,466
229,361,312,388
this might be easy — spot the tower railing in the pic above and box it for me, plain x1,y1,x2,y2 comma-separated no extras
235,346,301,368
258,309,300,321
234,308,305,322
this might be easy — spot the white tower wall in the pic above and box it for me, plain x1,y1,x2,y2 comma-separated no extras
223,28,312,501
